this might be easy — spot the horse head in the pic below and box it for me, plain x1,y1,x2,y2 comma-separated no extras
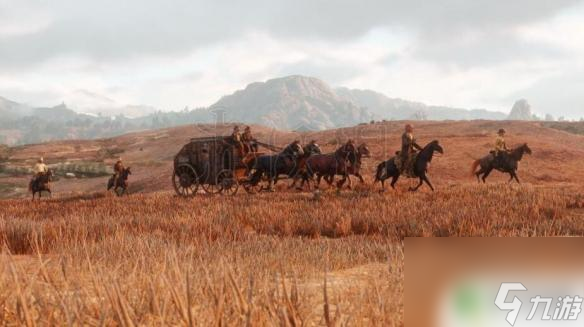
430,140,444,154
522,143,532,155
122,167,132,180
357,143,371,158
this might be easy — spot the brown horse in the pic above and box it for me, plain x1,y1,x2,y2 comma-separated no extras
107,167,132,196
302,143,356,190
327,143,370,189
471,143,531,183
30,169,53,199
289,142,323,190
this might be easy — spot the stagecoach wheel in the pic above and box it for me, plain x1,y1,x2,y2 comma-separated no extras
201,182,222,194
172,164,199,197
216,169,239,195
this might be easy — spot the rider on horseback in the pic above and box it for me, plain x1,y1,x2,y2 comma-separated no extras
399,124,422,176
493,128,509,166
30,157,48,190
113,157,124,186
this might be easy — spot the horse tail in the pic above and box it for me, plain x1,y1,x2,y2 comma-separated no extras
374,162,385,183
470,159,481,176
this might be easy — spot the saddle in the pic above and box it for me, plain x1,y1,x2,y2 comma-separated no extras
394,152,418,178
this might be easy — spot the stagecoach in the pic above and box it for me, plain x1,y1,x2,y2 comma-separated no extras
172,136,265,196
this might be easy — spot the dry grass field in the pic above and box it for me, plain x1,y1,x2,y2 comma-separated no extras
1,121,584,325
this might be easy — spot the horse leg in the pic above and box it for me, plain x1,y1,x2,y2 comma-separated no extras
475,168,484,183
482,168,493,183
390,175,399,190
511,171,520,184
326,174,334,186
422,175,435,191
357,173,365,184
409,178,424,192
346,175,353,190
337,174,347,189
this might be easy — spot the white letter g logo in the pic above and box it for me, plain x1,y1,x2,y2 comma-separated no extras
495,283,527,326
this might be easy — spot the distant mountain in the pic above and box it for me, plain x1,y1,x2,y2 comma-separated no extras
335,87,507,121
0,96,32,120
508,99,535,120
0,75,511,145
210,75,370,130
0,99,207,146
63,89,159,118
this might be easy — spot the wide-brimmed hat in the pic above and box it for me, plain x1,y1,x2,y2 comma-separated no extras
405,124,414,131
498,128,506,135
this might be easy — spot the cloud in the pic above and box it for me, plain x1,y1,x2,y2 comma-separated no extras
0,0,581,69
1,0,584,118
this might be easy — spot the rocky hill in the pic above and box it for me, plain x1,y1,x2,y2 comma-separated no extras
335,87,506,120
508,99,535,120
210,76,370,130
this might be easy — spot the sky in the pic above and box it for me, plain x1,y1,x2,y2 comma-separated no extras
1,0,584,119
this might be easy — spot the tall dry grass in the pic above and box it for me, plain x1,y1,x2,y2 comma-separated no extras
1,183,583,325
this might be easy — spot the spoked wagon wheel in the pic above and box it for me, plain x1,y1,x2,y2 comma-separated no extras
216,169,239,195
172,164,199,197
201,175,223,194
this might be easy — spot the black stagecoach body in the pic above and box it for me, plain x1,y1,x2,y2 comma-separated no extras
172,136,262,196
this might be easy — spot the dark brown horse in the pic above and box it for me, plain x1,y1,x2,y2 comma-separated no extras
332,143,370,189
288,142,323,190
374,140,443,192
471,143,531,183
302,143,357,190
107,167,132,196
30,169,53,199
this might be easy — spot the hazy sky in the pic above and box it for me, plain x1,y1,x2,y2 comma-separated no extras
1,0,584,118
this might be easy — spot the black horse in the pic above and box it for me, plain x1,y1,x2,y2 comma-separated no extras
471,143,532,183
107,167,132,196
249,142,304,191
375,140,444,192
30,169,53,199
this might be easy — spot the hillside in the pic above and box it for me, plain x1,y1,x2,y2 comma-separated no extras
1,120,583,199
1,75,511,145
335,87,507,120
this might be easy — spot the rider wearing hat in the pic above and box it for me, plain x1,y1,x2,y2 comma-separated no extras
400,124,422,173
495,128,508,154
493,128,509,165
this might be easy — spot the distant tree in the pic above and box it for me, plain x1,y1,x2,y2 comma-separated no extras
558,116,566,122
545,114,555,121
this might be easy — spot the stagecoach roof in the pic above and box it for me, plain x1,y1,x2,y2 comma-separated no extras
189,135,230,143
